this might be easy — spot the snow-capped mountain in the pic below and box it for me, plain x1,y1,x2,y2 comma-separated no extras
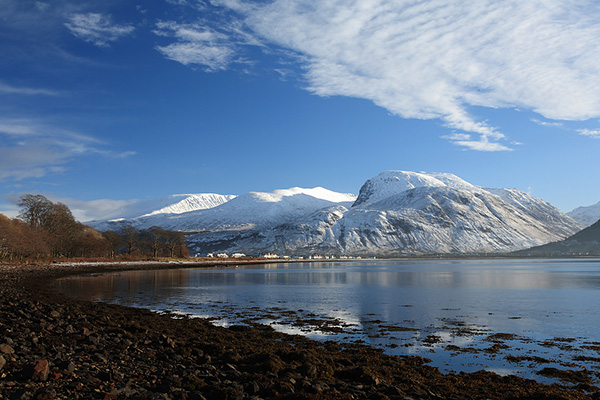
89,171,582,256
352,171,477,207
567,201,600,227
144,187,357,232
89,193,236,230
90,187,357,232
192,171,579,256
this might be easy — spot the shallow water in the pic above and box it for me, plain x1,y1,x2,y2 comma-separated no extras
54,258,600,383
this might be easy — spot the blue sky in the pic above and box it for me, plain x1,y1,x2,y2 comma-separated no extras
1,0,599,221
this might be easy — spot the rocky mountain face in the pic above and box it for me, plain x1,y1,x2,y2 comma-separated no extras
514,219,600,256
89,171,583,256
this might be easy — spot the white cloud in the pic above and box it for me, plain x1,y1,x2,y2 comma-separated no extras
197,0,600,151
35,2,49,12
0,198,20,219
164,0,188,5
578,129,600,139
0,118,135,181
51,197,137,222
442,133,472,142
157,41,234,71
531,118,564,128
154,20,251,71
65,13,134,47
451,138,513,152
442,132,512,151
0,81,61,96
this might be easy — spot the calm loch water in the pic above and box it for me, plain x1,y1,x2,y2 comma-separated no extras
54,259,600,383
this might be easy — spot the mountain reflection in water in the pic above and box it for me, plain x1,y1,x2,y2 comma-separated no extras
54,259,600,384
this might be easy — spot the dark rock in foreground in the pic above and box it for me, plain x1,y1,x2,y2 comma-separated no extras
0,262,599,399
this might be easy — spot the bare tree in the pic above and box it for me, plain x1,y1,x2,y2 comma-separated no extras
164,230,188,258
0,214,51,260
146,226,168,258
102,230,123,259
121,225,140,256
45,202,81,257
17,194,54,229
15,194,110,258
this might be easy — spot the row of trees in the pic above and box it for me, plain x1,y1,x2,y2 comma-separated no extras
103,225,189,259
0,194,188,262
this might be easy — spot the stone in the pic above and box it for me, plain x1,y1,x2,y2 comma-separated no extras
33,388,57,400
29,359,50,381
0,343,15,354
98,370,113,382
247,380,260,394
0,355,6,370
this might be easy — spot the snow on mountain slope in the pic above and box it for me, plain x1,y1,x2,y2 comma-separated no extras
114,187,357,232
484,188,580,236
87,193,236,231
567,201,600,227
337,186,580,254
188,205,350,255
143,194,237,217
353,170,476,207
224,185,577,256
89,170,581,256
186,171,581,255
515,218,600,256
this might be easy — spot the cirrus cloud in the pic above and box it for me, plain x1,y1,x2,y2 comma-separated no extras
154,21,237,71
578,129,600,139
0,80,61,96
0,118,136,181
167,0,600,151
65,13,135,47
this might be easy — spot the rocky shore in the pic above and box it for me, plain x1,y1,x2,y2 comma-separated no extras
1,262,599,400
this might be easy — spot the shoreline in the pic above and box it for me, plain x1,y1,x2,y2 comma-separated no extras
1,262,599,399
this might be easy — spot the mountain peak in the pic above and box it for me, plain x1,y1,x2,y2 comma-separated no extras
353,170,476,207
237,187,356,205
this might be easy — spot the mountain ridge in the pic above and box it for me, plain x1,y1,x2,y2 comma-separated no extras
95,193,236,222
88,171,583,256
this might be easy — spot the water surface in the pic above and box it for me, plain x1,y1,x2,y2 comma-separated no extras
54,258,600,383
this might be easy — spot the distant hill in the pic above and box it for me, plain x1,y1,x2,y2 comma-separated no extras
513,219,600,256
568,201,600,227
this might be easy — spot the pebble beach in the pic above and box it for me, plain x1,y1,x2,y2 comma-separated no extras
1,262,599,400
